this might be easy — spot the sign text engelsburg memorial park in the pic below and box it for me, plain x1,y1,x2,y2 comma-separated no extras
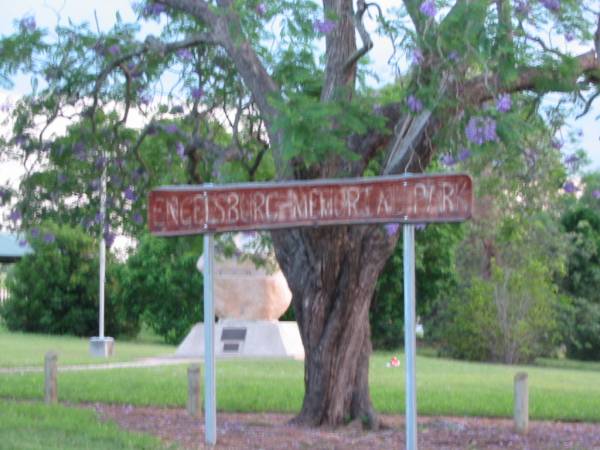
148,172,473,449
148,174,472,234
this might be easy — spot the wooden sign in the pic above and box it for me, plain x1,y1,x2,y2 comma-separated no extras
148,173,472,236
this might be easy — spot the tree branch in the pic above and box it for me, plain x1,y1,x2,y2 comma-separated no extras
160,0,285,174
464,49,600,104
89,32,215,121
343,0,373,72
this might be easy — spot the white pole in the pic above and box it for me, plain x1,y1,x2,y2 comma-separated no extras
403,224,417,450
203,233,217,445
99,158,107,339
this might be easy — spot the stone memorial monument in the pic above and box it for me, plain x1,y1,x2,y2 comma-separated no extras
175,234,304,359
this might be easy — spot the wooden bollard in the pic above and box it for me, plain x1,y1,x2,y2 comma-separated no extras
187,364,201,417
44,351,58,404
514,372,528,434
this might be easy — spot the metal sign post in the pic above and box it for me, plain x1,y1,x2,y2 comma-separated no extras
203,233,217,445
89,154,114,357
404,224,417,450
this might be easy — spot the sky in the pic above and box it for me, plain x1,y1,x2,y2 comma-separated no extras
0,0,599,188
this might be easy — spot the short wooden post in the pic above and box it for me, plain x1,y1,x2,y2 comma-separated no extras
514,372,528,434
44,351,58,404
187,364,201,417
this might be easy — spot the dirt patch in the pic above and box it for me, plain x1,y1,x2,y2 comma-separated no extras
91,403,600,449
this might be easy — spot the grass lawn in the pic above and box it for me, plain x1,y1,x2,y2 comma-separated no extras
0,325,175,368
0,400,173,449
1,350,600,422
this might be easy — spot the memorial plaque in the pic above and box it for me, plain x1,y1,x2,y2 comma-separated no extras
148,173,472,235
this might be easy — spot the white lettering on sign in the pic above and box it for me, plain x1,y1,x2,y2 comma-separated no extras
148,174,472,234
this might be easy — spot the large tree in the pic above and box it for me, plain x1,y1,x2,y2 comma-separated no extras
1,0,599,428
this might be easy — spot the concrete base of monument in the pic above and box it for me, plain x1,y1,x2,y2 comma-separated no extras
175,319,304,360
89,337,115,357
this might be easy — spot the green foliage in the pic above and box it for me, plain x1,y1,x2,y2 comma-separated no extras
558,178,600,360
370,223,463,349
114,234,203,344
441,258,561,364
561,297,600,361
1,223,139,338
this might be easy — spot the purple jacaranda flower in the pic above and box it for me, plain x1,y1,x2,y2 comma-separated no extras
103,231,116,248
133,212,144,224
111,175,123,187
592,190,600,199
19,16,36,32
90,179,101,191
8,210,21,222
0,101,13,112
447,51,459,62
143,3,166,17
95,212,105,224
441,154,456,166
256,3,267,16
496,94,512,113
115,158,125,168
176,48,193,60
30,227,40,238
565,31,575,42
175,141,185,159
139,92,152,106
14,135,28,147
385,223,400,236
577,129,584,137
124,186,136,201
164,124,179,134
419,0,436,18
74,142,86,160
43,233,55,244
465,116,497,145
95,155,106,170
18,239,28,247
563,181,577,193
0,188,7,201
132,169,142,182
407,95,423,113
551,138,563,150
108,45,121,56
458,148,471,161
313,19,336,35
415,223,427,231
515,0,530,15
191,87,203,100
540,0,560,12
564,154,580,167
412,49,424,65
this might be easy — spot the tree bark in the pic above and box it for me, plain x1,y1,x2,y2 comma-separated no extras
272,225,396,428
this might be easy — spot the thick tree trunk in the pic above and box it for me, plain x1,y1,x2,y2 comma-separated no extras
272,224,396,428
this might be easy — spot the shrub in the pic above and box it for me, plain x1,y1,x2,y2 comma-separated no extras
1,223,139,337
114,234,203,344
440,258,561,364
561,297,600,360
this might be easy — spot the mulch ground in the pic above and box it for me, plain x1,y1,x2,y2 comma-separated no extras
89,403,600,449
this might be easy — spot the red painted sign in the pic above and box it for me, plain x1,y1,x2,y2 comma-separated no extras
148,174,472,235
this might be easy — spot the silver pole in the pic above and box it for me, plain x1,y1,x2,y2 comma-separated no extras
99,159,107,339
203,233,217,445
403,224,417,450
